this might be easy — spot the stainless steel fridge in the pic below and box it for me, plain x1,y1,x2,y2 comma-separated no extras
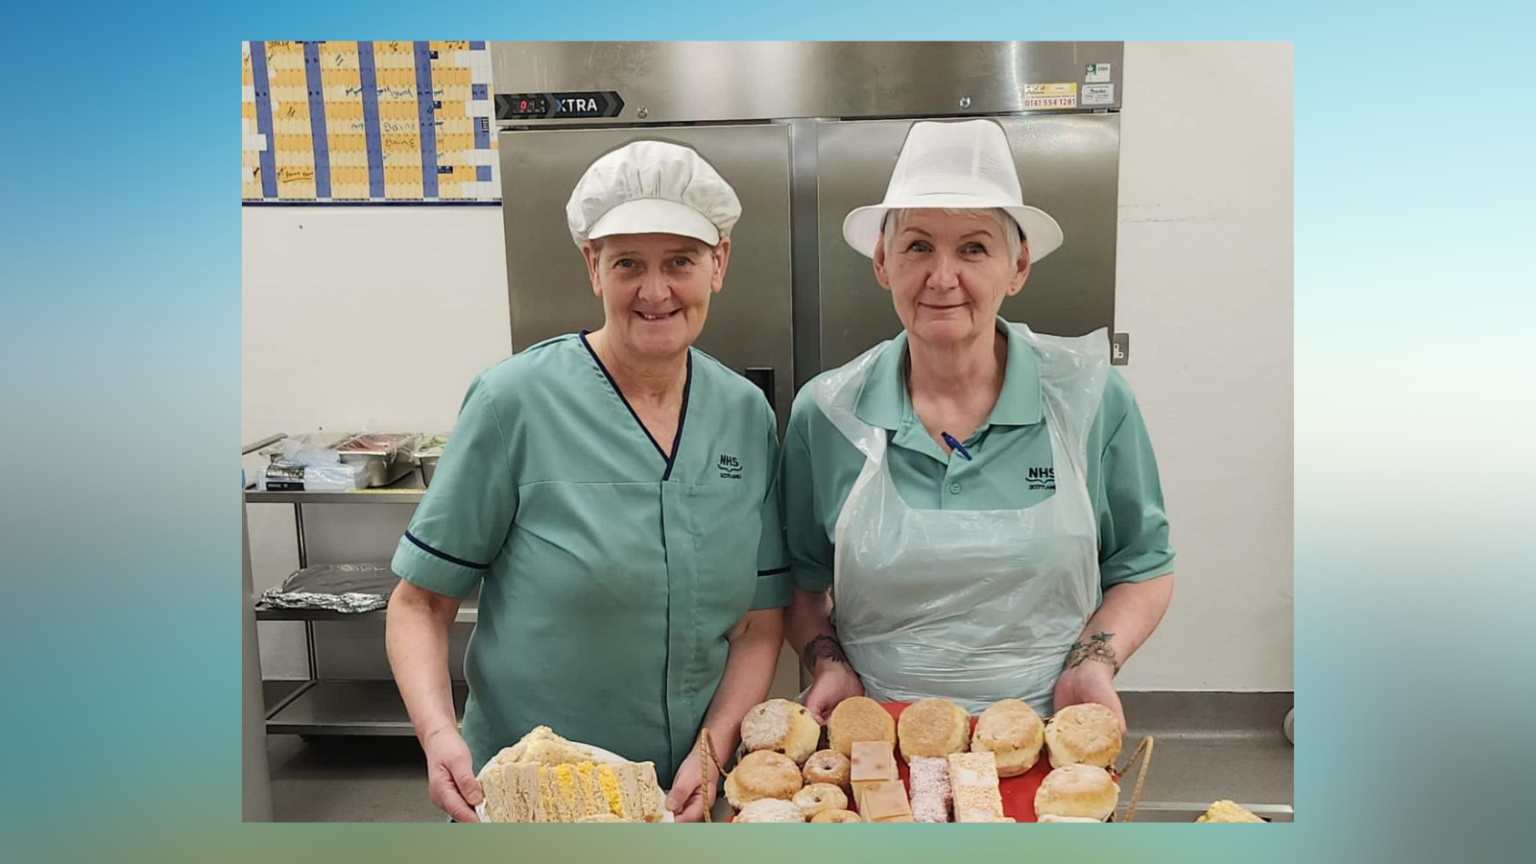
490,41,1125,434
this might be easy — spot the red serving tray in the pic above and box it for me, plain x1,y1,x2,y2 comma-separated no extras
878,701,1052,823
725,702,1080,823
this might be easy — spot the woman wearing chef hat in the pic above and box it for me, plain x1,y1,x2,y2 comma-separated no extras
386,140,789,822
781,119,1175,734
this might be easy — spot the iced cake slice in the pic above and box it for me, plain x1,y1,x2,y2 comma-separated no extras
907,755,952,823
856,779,913,823
850,739,898,803
946,751,1005,823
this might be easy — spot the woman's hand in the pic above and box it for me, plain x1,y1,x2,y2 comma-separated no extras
665,744,723,822
422,726,483,822
1052,662,1127,735
1051,578,1176,738
803,662,865,724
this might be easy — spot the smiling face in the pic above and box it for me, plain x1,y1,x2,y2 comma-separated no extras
582,233,731,360
873,208,1029,348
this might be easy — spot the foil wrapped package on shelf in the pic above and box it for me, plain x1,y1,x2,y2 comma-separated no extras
257,563,401,613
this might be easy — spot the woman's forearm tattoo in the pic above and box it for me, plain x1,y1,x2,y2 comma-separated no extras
1064,632,1120,674
801,634,848,669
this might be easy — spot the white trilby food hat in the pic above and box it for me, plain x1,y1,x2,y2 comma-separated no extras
842,119,1064,263
566,140,742,247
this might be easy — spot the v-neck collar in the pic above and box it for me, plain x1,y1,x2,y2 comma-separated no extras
580,331,692,481
855,318,1045,431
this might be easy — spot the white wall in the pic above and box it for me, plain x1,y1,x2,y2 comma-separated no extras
242,42,1293,692
242,208,510,677
1111,42,1293,691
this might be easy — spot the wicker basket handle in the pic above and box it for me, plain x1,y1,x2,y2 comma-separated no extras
1114,736,1155,824
694,726,723,823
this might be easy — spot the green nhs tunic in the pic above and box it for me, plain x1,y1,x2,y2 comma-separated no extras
783,319,1175,594
391,333,791,781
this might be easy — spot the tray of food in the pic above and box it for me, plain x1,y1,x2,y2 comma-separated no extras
469,702,1275,825
714,697,1159,824
415,434,448,487
474,726,673,823
334,433,420,488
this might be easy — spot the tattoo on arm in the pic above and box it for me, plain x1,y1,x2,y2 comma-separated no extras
1064,632,1120,674
801,634,848,670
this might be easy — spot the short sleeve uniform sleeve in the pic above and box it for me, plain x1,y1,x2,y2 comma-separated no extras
390,376,519,598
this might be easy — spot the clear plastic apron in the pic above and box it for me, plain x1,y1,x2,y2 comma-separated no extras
811,323,1110,716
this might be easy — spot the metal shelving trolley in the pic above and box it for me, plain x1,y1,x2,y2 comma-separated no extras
244,434,468,737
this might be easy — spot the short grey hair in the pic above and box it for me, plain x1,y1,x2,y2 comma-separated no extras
880,207,1023,263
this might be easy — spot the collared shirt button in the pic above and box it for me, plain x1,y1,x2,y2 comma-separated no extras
949,482,962,495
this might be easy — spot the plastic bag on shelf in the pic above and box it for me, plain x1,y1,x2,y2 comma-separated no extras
256,460,369,492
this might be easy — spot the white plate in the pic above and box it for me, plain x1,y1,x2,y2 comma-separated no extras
474,742,674,823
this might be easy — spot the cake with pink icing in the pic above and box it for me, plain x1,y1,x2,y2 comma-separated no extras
907,755,952,823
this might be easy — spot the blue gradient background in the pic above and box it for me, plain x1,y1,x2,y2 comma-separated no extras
0,1,1530,861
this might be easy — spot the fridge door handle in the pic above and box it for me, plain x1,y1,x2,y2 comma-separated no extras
744,366,776,409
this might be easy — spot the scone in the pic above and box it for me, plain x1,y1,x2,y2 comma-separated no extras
802,749,851,793
1044,703,1122,769
827,696,896,756
724,750,803,809
1196,800,1265,823
792,783,849,818
733,798,807,823
809,808,862,823
897,698,971,760
1034,764,1119,822
971,699,1045,777
741,699,822,765
1037,814,1103,823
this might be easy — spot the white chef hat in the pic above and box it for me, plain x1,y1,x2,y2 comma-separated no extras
566,140,742,247
842,119,1064,263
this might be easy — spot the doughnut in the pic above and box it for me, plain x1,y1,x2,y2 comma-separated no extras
792,782,849,818
802,749,851,793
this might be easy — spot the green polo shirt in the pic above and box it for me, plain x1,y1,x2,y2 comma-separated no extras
391,333,790,780
783,319,1174,594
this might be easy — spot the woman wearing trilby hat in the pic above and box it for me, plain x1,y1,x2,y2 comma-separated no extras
386,140,789,822
781,120,1175,732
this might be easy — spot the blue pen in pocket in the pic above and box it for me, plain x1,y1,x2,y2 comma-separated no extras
941,432,973,461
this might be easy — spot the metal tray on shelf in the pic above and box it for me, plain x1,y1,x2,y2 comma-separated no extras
414,435,448,487
334,433,420,488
